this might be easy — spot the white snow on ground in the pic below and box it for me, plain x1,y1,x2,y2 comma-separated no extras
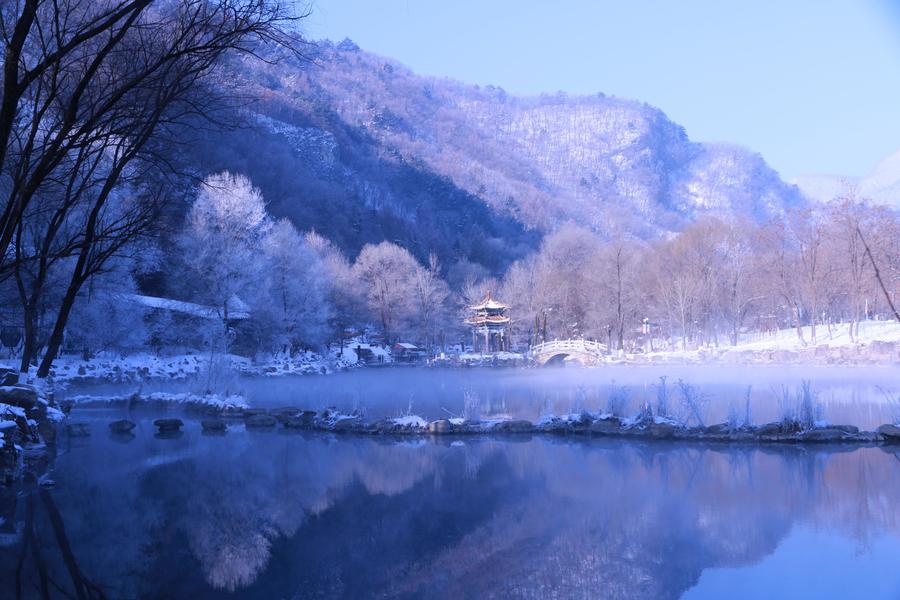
0,346,367,385
66,391,248,409
731,320,900,351
121,293,250,320
458,352,524,361
637,319,900,363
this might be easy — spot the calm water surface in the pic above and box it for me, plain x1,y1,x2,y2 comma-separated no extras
2,404,900,599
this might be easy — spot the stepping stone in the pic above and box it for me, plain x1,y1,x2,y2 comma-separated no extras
109,419,136,434
153,418,183,432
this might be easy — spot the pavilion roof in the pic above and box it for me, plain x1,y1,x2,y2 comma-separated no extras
468,294,509,311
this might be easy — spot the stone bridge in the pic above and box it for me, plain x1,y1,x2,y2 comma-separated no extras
530,339,608,366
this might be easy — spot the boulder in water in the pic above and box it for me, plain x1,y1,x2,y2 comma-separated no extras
109,419,136,434
153,418,183,432
428,419,453,434
201,418,228,432
67,422,91,437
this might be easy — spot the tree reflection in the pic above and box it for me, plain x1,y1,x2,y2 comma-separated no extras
3,430,900,598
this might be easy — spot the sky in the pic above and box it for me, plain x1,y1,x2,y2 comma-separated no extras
305,0,900,180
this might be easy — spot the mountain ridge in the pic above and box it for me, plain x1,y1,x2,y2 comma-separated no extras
179,38,806,273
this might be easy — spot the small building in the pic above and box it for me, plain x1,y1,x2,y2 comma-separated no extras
466,294,510,353
392,342,425,363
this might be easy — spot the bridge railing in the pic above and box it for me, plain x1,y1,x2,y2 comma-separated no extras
530,339,607,356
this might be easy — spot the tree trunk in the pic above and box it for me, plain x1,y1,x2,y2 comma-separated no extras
19,305,36,374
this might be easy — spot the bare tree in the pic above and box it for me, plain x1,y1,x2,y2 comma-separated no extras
0,1,302,277
1,1,303,375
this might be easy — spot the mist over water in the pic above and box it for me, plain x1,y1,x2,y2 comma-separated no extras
67,365,900,429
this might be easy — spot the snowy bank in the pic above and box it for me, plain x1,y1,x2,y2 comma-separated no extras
65,391,248,411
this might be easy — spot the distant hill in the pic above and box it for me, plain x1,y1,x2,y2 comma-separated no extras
793,149,900,209
177,38,805,276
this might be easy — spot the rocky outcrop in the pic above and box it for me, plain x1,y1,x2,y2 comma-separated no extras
877,424,900,443
1,381,64,484
258,407,894,445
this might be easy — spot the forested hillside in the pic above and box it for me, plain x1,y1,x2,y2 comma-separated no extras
181,38,804,273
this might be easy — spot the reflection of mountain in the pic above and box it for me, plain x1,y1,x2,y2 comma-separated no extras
8,427,900,598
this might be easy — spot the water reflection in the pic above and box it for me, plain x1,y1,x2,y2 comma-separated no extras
2,416,900,598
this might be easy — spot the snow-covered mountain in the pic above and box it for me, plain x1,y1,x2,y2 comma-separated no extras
793,149,900,209
178,39,805,273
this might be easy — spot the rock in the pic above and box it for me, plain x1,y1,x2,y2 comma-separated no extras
756,422,782,436
428,419,453,434
0,385,38,410
284,411,317,429
108,419,136,433
877,424,900,442
201,419,228,432
0,369,18,386
800,428,847,442
331,417,360,431
538,419,572,434
649,422,678,439
367,418,397,434
245,414,278,428
66,422,91,437
153,418,183,432
705,423,731,435
494,419,534,433
831,424,859,435
590,419,621,435
269,407,301,423
242,408,268,418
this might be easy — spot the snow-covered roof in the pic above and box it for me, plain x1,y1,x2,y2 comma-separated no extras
121,294,250,320
468,294,509,311
393,342,419,350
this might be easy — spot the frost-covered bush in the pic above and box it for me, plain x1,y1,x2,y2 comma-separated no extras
798,380,818,430
675,379,707,427
655,376,670,418
776,381,823,430
462,390,481,421
606,383,628,417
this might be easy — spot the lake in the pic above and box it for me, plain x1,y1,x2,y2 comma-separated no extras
3,366,900,599
66,364,900,428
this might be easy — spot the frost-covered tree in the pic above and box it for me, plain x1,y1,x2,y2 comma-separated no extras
411,254,450,353
255,219,331,352
306,230,366,349
178,172,270,348
352,242,420,343
65,265,149,358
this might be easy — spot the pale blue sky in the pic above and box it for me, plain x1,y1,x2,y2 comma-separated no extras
305,0,900,180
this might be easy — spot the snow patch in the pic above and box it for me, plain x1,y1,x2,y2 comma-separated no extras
392,415,427,428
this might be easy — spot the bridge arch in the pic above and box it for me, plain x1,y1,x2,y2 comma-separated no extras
531,340,607,366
